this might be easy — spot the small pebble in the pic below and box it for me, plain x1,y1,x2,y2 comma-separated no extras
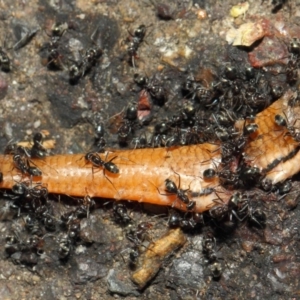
285,194,298,210
0,74,8,100
33,120,41,128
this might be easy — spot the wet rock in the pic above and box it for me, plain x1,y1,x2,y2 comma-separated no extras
48,279,74,299
79,215,108,244
107,268,140,296
47,87,85,128
71,256,108,285
167,251,206,290
89,15,119,51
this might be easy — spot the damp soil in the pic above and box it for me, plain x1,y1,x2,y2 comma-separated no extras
0,0,300,299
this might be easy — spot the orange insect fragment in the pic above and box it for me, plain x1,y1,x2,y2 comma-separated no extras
131,228,186,289
0,143,231,213
241,90,300,183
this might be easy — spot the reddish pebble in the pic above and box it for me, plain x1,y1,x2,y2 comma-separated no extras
137,89,152,121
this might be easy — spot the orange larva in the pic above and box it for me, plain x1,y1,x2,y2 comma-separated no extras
0,143,231,213
0,91,299,212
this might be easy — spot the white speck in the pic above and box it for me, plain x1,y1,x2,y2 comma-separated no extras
79,263,88,271
184,45,192,58
77,96,88,109
33,120,41,129
78,14,85,19
75,245,87,254
275,268,286,279
4,122,13,139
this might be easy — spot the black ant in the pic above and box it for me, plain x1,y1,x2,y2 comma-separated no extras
270,0,290,14
134,73,166,104
167,209,203,229
277,180,292,195
12,146,42,177
234,194,267,228
57,233,72,259
43,34,63,70
289,38,300,57
68,26,103,83
113,202,132,225
84,151,119,194
13,154,30,174
67,218,81,240
41,22,70,70
167,209,182,227
27,184,48,201
248,207,267,228
50,22,69,37
84,152,119,174
5,235,20,255
31,132,47,159
125,24,150,68
43,215,56,232
238,165,261,187
202,158,221,182
179,213,200,229
164,178,189,205
274,111,300,142
202,234,218,262
182,73,212,103
158,169,195,210
69,47,102,83
201,233,224,278
3,181,48,218
208,192,244,223
125,222,152,245
77,194,96,219
209,261,223,279
24,214,44,236
94,122,106,152
121,245,140,266
122,222,153,267
117,102,140,145
13,154,42,177
131,133,148,149
243,122,258,136
211,113,239,143
0,47,10,72
285,53,299,85
203,168,217,181
60,196,95,227
118,120,135,145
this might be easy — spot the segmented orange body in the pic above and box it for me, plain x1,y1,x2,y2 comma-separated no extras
0,143,229,212
0,91,299,212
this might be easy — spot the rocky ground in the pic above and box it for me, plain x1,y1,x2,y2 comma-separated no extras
0,0,300,299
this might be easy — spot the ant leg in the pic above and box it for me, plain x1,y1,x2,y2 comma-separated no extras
153,183,180,208
103,167,119,195
132,55,136,69
170,167,181,189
